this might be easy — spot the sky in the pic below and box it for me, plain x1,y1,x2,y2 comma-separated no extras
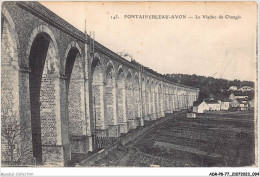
40,1,257,82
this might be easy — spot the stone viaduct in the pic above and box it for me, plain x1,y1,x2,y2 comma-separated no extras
1,2,199,166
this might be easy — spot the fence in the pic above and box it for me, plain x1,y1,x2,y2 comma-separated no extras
96,137,121,149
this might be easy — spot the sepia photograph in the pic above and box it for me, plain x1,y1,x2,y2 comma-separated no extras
1,1,259,176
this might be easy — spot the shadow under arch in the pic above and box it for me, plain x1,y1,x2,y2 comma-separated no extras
28,30,61,165
90,53,103,83
29,32,52,165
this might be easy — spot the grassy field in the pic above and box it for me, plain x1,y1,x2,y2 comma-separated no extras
87,111,256,167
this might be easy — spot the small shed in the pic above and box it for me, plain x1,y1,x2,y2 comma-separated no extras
187,112,196,118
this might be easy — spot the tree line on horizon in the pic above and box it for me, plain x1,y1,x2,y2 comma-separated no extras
166,73,255,102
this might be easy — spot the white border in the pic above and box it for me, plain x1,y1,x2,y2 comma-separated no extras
1,0,259,176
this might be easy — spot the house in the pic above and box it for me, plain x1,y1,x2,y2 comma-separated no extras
228,86,237,91
192,99,220,113
238,86,254,92
229,93,248,101
237,98,249,111
230,98,249,111
249,98,254,110
230,99,240,109
193,101,209,113
220,101,230,110
204,99,221,111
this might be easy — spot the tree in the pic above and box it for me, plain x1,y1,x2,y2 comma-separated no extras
1,108,33,166
167,73,255,101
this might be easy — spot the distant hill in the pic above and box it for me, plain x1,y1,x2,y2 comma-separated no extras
166,73,255,102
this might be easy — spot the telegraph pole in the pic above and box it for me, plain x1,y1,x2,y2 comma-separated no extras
93,97,97,150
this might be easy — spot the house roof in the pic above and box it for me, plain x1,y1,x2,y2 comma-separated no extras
239,86,254,90
204,99,220,104
228,86,237,90
232,92,249,96
231,99,239,103
193,101,202,107
236,98,247,101
221,101,230,104
236,98,248,104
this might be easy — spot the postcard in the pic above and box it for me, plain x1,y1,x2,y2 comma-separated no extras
1,1,258,176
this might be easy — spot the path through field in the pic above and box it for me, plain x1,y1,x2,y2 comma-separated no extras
86,111,256,167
